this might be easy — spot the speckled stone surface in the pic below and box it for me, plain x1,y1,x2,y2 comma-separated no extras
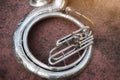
0,0,120,80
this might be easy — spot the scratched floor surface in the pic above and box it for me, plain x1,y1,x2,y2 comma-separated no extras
0,0,120,80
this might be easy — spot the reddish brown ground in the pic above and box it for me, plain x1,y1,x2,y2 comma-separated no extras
0,0,120,80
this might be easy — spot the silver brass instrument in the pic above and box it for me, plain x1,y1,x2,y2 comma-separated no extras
13,0,94,80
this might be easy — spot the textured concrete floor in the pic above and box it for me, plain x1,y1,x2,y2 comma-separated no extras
0,0,120,80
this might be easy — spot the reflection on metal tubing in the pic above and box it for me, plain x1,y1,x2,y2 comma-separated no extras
49,29,94,65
